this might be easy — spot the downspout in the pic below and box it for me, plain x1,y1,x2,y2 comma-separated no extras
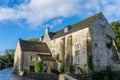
113,39,120,59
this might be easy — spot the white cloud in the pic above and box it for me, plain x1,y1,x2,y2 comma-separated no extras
0,0,120,29
45,18,63,28
0,0,81,29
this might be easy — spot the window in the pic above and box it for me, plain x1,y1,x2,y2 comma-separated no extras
75,56,80,64
99,19,105,25
30,56,32,61
74,43,81,50
64,27,68,33
29,55,37,61
78,57,80,64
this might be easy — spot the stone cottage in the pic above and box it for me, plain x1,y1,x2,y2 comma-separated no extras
14,12,120,74
13,39,56,74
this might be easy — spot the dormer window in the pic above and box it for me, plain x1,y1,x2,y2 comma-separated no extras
64,25,71,33
64,27,68,33
99,19,105,25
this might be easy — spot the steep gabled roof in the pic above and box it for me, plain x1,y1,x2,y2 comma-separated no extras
19,39,50,53
51,12,101,39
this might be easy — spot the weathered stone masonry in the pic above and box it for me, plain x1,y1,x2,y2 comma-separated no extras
14,12,120,74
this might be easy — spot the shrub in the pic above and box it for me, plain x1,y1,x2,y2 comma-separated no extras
70,66,75,73
35,61,43,72
87,55,94,71
61,67,65,73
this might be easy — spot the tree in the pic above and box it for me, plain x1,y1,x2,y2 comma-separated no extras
111,21,120,49
4,49,15,67
26,38,39,42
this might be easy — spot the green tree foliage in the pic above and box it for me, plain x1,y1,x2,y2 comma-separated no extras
4,49,15,67
26,38,39,42
111,21,120,49
0,49,15,68
35,61,43,72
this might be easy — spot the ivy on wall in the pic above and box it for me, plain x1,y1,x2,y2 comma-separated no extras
106,42,112,49
87,55,94,71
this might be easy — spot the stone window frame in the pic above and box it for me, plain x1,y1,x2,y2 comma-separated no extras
75,54,80,64
73,42,81,64
74,42,81,50
29,55,37,61
77,56,80,64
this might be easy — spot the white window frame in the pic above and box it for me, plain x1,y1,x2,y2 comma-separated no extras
99,19,105,25
75,55,80,64
64,27,68,33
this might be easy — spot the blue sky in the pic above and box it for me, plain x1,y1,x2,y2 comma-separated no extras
0,0,120,55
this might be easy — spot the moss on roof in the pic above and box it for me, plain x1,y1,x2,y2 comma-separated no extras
19,39,51,53
51,12,101,39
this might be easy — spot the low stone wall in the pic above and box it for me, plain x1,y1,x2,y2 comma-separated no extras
26,72,58,80
111,64,120,71
69,74,92,80
59,72,120,80
59,74,77,80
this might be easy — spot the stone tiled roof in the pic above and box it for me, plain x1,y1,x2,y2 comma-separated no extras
51,12,101,39
19,39,51,53
37,54,54,61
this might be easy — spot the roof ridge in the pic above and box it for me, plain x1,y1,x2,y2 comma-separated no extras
19,38,51,53
51,12,102,39
72,12,101,27
54,12,101,33
19,38,46,44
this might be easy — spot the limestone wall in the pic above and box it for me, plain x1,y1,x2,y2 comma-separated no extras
22,51,56,72
46,27,89,73
27,72,58,80
22,51,40,71
14,40,22,72
89,13,115,71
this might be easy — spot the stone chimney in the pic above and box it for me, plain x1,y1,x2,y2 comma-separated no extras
45,27,49,35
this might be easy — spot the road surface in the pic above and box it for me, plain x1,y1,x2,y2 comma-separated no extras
0,67,38,80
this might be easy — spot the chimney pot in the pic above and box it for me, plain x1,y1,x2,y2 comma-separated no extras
45,27,49,35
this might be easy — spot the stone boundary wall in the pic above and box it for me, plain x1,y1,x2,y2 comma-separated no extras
69,74,92,80
59,74,92,80
59,74,77,80
26,72,58,80
111,64,120,71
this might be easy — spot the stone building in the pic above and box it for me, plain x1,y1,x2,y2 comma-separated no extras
14,12,120,74
13,39,56,74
